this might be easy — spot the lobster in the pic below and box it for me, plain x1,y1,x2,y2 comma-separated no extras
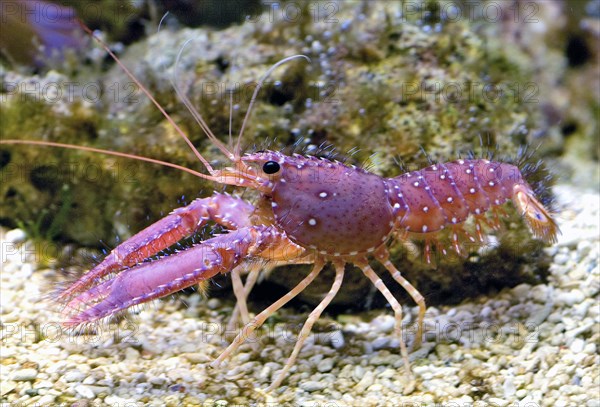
0,26,559,392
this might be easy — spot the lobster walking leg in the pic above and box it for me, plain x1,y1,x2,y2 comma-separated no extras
375,248,426,349
210,258,325,368
63,225,283,326
266,260,345,392
227,252,316,330
59,193,255,301
357,260,412,376
230,265,255,326
228,262,272,331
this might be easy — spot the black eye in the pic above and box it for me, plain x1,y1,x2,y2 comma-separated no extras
262,161,280,174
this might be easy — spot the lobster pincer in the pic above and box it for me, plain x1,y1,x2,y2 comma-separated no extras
58,193,256,302
62,225,294,326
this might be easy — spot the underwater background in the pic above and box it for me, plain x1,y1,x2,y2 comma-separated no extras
1,1,598,405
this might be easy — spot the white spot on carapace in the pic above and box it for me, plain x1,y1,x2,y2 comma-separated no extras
470,188,476,194
319,192,328,198
495,199,500,205
397,193,403,198
466,169,472,174
423,206,429,212
422,225,428,232
440,175,446,180
432,165,438,171
393,203,400,209
489,168,495,172
447,197,453,203
425,186,430,191
272,202,278,208
413,181,420,187
489,181,495,186
475,208,481,214
458,159,465,165
452,217,457,223
308,218,317,226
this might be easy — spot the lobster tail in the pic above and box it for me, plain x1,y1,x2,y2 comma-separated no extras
513,184,559,244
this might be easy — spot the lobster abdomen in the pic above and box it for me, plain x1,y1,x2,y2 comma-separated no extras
385,159,556,242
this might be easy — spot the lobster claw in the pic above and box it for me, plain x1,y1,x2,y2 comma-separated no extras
62,226,280,326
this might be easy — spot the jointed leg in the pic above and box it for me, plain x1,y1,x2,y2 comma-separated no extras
357,259,412,376
59,193,255,301
266,260,345,391
210,258,325,368
228,246,313,330
63,225,279,326
228,263,263,329
375,248,426,350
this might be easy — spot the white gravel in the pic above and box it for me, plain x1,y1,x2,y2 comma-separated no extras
1,184,598,406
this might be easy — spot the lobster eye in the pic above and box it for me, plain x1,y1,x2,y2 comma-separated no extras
262,161,280,174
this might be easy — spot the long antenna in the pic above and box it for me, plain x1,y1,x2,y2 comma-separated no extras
77,20,217,175
0,140,216,180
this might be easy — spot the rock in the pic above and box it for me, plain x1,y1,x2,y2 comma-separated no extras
317,358,334,372
371,315,395,333
488,397,509,407
63,370,86,383
74,385,95,399
124,347,140,361
149,376,167,386
206,298,221,310
10,368,38,381
0,381,16,396
511,284,531,301
5,229,26,243
352,365,365,382
300,380,326,392
570,338,585,354
371,337,390,350
354,371,375,392
553,253,570,265
329,330,345,349
555,290,585,306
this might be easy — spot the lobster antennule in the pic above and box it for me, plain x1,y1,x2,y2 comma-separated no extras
234,54,311,158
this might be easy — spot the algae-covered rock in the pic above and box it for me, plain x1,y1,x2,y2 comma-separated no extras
1,1,577,307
